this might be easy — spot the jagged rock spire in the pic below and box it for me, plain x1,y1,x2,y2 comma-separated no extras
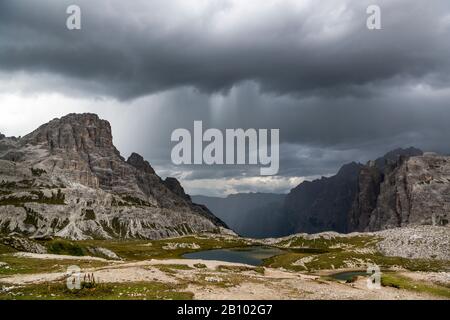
127,152,155,174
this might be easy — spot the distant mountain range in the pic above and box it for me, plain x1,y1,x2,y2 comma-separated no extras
194,147,449,237
0,113,228,240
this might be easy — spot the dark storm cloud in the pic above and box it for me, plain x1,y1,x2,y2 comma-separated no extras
1,0,450,196
105,82,450,185
0,0,449,99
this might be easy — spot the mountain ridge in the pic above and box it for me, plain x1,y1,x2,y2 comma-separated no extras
195,147,449,237
285,147,449,234
0,113,228,240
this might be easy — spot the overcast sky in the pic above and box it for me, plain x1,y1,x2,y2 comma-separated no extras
1,0,450,196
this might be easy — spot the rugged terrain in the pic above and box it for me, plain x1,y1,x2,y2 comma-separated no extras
284,162,362,233
195,147,449,237
0,113,448,300
0,226,448,300
285,147,449,234
349,152,450,231
0,114,228,240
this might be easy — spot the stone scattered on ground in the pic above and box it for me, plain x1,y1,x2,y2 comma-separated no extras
376,226,450,260
162,243,200,250
0,236,47,254
87,247,122,260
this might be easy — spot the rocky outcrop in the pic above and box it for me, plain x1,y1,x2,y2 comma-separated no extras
374,147,422,170
284,162,363,234
164,177,190,201
347,162,383,231
284,147,449,234
193,146,443,238
0,113,228,240
0,236,47,254
351,152,450,231
127,152,155,175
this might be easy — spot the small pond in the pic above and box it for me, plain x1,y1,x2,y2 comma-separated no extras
182,246,284,266
330,271,369,281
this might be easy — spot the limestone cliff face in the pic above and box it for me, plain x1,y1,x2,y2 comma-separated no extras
284,147,448,234
351,153,450,231
347,162,383,231
284,162,362,234
0,113,228,240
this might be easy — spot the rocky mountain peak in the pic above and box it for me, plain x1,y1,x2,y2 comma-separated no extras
350,151,449,231
127,152,155,174
375,147,423,170
284,147,437,234
164,177,191,201
0,133,5,140
336,161,363,177
22,113,119,156
0,113,228,240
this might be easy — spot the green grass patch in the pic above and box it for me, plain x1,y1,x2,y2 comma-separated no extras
0,280,193,300
0,243,17,254
46,240,87,256
263,250,449,273
263,252,310,271
153,264,193,274
0,189,65,207
381,273,450,298
217,265,265,275
0,254,109,276
111,195,153,208
277,235,379,251
188,272,265,290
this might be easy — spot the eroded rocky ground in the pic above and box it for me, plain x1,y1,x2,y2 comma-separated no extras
0,226,448,300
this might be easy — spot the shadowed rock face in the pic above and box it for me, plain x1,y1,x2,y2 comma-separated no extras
284,162,363,234
127,152,155,175
164,177,190,201
351,153,450,231
193,147,447,238
0,113,228,240
347,163,383,231
284,147,448,234
349,147,425,231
